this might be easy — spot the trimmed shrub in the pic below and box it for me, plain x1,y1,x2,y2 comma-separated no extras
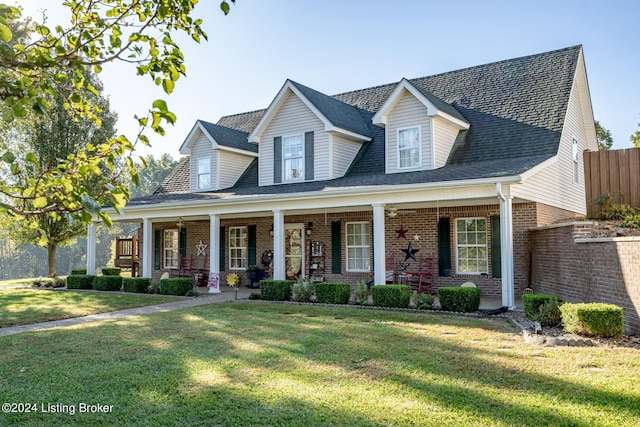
71,269,87,275
438,287,481,312
371,285,411,308
292,278,315,302
66,275,95,290
537,300,563,327
93,275,123,291
523,293,562,320
260,280,294,301
101,268,121,276
418,293,435,310
560,302,624,337
315,282,351,305
159,278,194,296
248,292,261,300
122,277,151,293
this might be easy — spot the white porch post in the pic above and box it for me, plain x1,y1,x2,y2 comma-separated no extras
372,204,386,285
141,217,153,278
86,222,97,275
497,184,515,309
272,209,285,280
209,213,221,293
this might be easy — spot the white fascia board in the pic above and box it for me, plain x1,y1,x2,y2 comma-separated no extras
247,80,293,143
217,146,259,157
107,174,523,221
519,155,558,181
372,78,412,126
328,126,372,142
436,111,470,130
178,121,217,155
575,48,598,151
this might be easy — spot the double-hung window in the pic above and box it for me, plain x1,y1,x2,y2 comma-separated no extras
283,135,304,181
163,229,179,269
455,218,488,274
397,126,421,169
346,221,370,272
229,226,247,270
197,157,211,190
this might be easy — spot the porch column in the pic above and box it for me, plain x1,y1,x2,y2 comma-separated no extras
86,222,97,275
272,209,285,280
372,203,386,285
141,217,153,278
497,184,515,309
208,213,221,293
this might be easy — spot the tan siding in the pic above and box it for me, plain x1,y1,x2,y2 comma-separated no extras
386,90,432,173
218,150,254,189
512,75,588,214
259,91,328,185
190,130,216,192
432,116,459,168
331,134,362,178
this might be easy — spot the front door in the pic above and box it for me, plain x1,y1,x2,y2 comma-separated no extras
285,224,304,280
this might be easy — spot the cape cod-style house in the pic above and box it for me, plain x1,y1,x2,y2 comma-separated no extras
89,45,597,308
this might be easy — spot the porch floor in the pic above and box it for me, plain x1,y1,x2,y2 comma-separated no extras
196,286,524,311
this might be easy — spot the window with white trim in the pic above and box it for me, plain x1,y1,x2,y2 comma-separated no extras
283,134,304,181
455,218,488,274
163,229,179,269
397,126,421,169
229,226,247,270
346,221,370,272
197,157,211,189
572,138,579,184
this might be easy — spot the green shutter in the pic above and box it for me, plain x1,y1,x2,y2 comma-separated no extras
154,229,161,270
248,225,257,266
179,228,187,258
490,215,501,278
305,131,314,180
274,136,282,184
219,226,226,272
331,221,342,274
437,218,451,277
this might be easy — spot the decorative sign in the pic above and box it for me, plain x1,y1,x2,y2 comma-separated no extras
207,272,220,294
195,240,208,256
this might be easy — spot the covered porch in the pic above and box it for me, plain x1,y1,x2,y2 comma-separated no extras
88,180,520,308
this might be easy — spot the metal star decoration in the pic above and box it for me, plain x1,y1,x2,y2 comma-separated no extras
396,225,408,239
195,240,208,256
401,242,420,261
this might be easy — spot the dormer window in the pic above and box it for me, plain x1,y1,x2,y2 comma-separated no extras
197,157,211,190
283,134,304,181
397,126,421,169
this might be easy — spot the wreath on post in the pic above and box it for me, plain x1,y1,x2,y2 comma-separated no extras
261,249,274,267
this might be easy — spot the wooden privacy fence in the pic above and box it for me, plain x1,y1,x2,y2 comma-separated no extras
584,147,640,218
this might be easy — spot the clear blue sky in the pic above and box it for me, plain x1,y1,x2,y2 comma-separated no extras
21,0,640,158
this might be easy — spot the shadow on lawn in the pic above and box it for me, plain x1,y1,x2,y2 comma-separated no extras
0,302,638,426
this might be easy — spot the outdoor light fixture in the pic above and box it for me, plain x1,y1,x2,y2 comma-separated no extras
306,221,313,236
269,224,274,237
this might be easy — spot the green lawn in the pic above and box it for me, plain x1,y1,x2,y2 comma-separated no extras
1,303,638,426
0,287,181,327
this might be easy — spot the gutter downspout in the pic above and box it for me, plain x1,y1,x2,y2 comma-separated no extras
496,183,516,309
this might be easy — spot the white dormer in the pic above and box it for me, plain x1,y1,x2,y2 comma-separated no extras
249,80,372,186
179,120,257,192
372,79,470,173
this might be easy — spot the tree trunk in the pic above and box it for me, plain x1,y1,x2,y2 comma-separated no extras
47,243,57,278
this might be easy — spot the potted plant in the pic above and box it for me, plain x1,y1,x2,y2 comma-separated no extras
247,265,261,280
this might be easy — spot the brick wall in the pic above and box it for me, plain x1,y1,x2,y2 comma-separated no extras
530,223,640,335
144,203,562,296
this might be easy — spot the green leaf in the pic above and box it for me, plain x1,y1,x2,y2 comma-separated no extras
2,151,15,163
33,197,48,209
152,99,168,112
80,194,101,214
25,152,37,163
220,1,230,15
0,22,12,41
161,78,174,94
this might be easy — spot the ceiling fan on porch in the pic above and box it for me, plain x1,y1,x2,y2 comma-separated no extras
386,206,417,218
175,217,199,229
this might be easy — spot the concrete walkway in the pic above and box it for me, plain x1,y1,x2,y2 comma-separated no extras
0,286,251,338
0,285,519,338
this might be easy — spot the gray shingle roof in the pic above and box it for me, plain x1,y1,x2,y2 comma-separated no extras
139,45,581,205
198,120,256,153
154,156,190,194
289,80,372,138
